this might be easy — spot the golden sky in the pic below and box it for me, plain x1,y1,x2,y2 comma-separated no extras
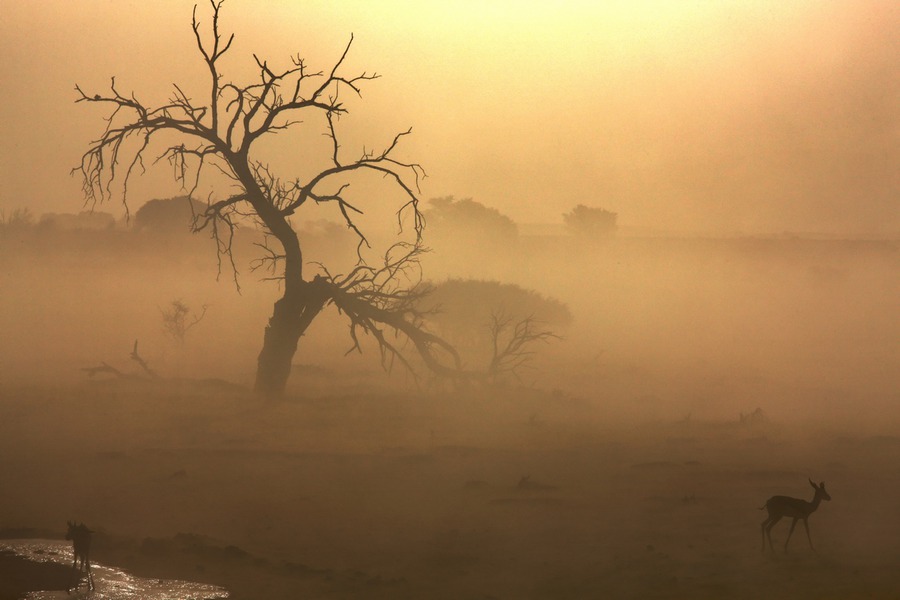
1,0,897,235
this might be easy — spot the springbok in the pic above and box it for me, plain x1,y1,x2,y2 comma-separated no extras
760,479,831,553
65,521,95,591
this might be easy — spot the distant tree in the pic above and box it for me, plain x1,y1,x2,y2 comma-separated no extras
421,279,572,332
0,208,35,232
298,218,352,240
424,196,518,242
417,279,570,380
73,1,463,397
160,299,209,346
563,204,617,238
134,197,207,235
38,211,116,231
485,311,560,383
294,218,358,266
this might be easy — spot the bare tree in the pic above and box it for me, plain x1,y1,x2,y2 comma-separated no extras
73,1,460,396
160,299,208,346
487,311,560,383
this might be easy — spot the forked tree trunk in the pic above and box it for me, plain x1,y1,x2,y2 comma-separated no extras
254,278,331,397
246,181,328,398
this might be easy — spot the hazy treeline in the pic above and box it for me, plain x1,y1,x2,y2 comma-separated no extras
1,196,897,424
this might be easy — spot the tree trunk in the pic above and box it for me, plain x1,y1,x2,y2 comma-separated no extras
254,297,304,398
254,278,331,398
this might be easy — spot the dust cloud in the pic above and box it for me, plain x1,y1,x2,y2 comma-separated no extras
1,217,898,599
1,2,898,597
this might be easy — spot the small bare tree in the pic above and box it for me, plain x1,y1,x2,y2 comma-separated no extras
160,299,208,346
74,1,464,396
487,311,559,383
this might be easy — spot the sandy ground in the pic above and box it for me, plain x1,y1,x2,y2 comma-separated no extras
1,379,899,599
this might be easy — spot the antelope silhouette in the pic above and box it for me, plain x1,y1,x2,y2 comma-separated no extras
760,479,831,553
65,521,95,591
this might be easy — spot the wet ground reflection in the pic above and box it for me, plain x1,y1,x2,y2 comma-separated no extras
1,540,228,599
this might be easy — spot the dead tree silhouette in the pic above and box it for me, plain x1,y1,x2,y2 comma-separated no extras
760,479,831,553
65,521,94,591
72,0,470,397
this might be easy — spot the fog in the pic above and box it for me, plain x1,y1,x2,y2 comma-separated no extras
1,1,898,234
2,1,899,598
2,223,896,423
2,219,899,598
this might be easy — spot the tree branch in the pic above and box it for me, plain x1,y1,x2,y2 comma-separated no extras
317,242,479,382
487,312,560,382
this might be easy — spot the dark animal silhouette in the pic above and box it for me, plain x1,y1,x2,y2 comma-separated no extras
760,479,831,553
65,521,95,591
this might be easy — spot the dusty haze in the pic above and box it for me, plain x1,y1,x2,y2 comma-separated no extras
1,0,898,234
1,220,898,598
1,1,899,599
